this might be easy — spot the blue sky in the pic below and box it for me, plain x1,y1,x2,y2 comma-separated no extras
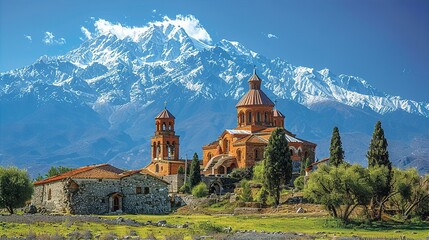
1,0,428,101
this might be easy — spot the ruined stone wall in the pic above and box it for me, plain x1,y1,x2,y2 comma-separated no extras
120,174,170,214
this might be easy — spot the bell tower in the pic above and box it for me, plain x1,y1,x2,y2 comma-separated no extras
151,107,179,162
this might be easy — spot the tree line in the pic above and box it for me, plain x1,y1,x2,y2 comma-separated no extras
305,121,429,222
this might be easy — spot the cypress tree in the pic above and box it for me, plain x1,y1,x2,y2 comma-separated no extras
189,152,202,188
263,128,292,206
367,120,392,220
329,126,345,167
367,121,391,170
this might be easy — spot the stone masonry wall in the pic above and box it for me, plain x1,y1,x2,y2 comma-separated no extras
161,174,185,193
120,174,170,214
69,178,121,215
32,181,68,213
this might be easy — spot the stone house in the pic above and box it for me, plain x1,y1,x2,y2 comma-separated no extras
32,164,170,214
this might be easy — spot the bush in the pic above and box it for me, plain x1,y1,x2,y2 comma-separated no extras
240,180,253,202
252,161,264,183
293,176,305,190
198,221,223,233
192,182,208,198
256,187,268,205
230,167,253,180
179,182,191,194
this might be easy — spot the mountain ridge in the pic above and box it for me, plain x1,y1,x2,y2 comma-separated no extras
0,16,428,176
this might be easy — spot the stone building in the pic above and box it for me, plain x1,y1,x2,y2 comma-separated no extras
202,70,316,175
32,164,170,214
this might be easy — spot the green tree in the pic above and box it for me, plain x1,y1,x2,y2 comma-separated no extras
0,167,34,214
263,128,292,206
367,121,391,169
305,164,372,223
45,166,74,178
252,161,264,183
191,182,208,198
293,176,305,191
389,169,429,220
367,121,392,220
189,153,201,188
329,126,344,167
177,165,185,174
240,180,253,202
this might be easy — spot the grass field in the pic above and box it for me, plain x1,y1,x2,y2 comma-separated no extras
1,213,428,239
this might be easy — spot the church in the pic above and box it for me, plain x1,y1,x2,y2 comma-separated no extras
202,70,316,175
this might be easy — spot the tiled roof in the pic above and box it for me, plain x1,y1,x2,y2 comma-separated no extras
273,109,285,118
233,134,268,145
155,108,175,119
34,164,124,185
236,89,275,107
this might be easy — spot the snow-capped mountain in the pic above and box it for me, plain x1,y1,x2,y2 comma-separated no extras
1,16,428,176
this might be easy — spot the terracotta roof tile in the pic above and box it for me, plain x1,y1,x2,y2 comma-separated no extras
34,164,124,185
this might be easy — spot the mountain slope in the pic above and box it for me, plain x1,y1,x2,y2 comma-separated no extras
0,16,428,176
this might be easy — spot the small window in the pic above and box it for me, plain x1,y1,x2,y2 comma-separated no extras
136,187,142,194
144,187,150,194
98,179,102,182
48,189,52,200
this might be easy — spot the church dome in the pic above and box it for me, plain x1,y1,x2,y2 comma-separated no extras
236,71,274,107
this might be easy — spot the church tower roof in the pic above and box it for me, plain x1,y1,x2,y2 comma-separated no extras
273,109,285,118
236,70,274,107
155,108,175,119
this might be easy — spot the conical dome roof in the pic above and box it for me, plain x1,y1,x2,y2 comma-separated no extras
155,108,175,119
236,71,275,107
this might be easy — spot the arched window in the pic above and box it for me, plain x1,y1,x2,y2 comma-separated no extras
236,149,242,162
48,189,52,200
168,122,172,130
155,164,159,172
255,149,258,160
166,141,170,157
257,112,261,123
157,142,161,155
248,112,252,124
290,149,293,156
207,152,212,161
162,123,166,131
264,112,268,123
153,142,156,158
225,139,229,152
240,112,245,125
171,142,175,155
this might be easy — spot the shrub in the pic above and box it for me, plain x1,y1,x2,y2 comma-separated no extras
198,221,223,233
293,176,305,190
230,167,253,180
256,187,268,205
240,180,253,202
192,182,208,198
179,182,191,194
